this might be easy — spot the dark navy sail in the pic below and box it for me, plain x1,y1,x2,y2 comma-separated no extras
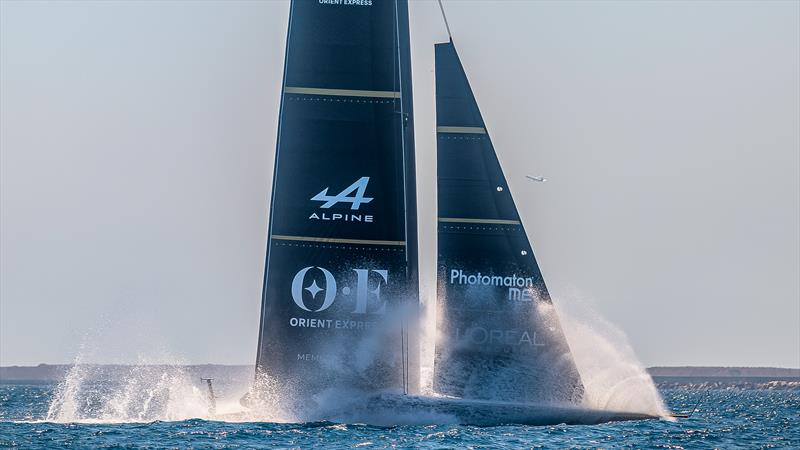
434,41,583,404
256,0,418,400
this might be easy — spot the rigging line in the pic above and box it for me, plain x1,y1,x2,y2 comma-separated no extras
437,0,452,41
406,326,409,394
393,0,409,267
686,386,712,418
406,325,409,394
393,0,408,397
406,323,410,394
391,0,398,113
400,327,407,394
405,320,410,394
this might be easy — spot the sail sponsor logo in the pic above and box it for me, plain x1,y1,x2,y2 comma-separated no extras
449,269,539,302
288,317,378,330
318,0,373,6
449,269,536,288
311,177,373,210
296,353,325,362
290,266,388,314
308,212,373,222
455,327,545,347
309,177,374,223
507,288,536,302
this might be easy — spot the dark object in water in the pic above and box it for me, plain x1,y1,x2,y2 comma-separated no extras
201,378,216,414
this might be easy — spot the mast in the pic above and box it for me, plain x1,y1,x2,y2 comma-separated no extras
256,0,419,403
433,41,584,404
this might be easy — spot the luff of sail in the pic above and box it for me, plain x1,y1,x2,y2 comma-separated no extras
434,41,584,404
256,0,419,405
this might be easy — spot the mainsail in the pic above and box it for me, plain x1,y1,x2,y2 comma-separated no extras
434,40,584,404
256,0,419,400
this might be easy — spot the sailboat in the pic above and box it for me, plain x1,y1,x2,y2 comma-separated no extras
433,38,583,405
253,0,419,408
250,0,659,425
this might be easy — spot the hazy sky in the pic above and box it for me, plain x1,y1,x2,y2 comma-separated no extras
1,0,798,368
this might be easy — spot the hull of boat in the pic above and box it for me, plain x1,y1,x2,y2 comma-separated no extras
228,392,658,426
345,393,657,426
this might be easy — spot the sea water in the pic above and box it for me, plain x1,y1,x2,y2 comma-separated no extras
3,293,797,448
0,380,798,449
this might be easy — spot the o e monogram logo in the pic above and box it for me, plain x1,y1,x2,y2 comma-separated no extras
290,266,388,314
291,266,337,312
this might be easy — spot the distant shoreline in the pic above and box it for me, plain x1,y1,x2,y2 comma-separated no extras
0,364,798,383
647,366,800,377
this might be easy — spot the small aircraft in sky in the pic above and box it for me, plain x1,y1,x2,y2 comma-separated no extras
526,175,547,182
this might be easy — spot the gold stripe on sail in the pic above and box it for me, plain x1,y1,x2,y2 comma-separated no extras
284,87,401,98
438,217,521,225
436,126,487,134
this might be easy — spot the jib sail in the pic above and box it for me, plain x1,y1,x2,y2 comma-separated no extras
434,40,583,404
256,0,419,399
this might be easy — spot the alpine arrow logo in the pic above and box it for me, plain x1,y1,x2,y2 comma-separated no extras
311,177,373,210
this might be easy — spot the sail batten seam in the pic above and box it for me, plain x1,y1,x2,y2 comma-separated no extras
438,217,521,225
285,87,401,98
437,126,487,134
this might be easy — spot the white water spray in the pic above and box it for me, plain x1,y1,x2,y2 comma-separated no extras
553,289,669,417
45,356,256,423
45,286,666,424
417,285,667,417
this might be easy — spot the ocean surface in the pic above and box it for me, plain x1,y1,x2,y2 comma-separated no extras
0,379,797,449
